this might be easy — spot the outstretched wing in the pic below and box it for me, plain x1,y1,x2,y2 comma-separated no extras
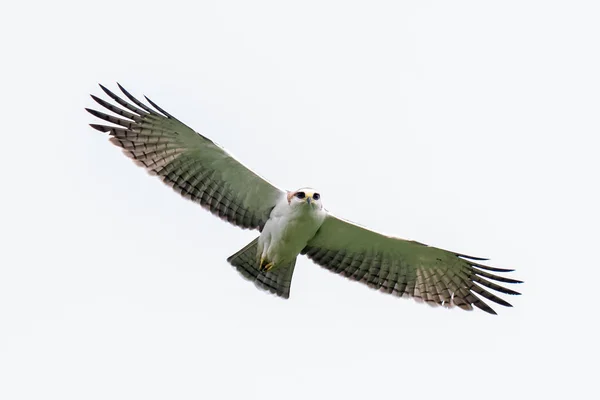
303,214,522,314
87,84,284,230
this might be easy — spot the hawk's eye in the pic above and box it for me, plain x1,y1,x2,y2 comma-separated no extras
313,193,320,200
295,192,306,199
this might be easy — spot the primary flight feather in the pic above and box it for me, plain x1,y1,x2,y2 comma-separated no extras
87,83,522,314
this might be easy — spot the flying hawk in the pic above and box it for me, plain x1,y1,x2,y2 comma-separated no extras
86,84,522,315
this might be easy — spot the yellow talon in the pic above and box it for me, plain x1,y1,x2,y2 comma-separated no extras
263,262,275,272
259,258,274,271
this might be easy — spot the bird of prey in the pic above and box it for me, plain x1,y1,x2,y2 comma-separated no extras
86,83,522,315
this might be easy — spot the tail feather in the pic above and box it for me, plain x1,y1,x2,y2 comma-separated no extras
227,238,296,298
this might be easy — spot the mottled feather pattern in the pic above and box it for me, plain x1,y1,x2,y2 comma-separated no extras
87,84,283,230
302,244,521,314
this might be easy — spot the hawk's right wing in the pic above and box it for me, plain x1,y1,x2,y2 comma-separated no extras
303,214,522,314
87,84,284,231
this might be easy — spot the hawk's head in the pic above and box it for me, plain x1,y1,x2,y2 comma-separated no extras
287,188,323,209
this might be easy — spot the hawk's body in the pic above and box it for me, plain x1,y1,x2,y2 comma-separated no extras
258,189,326,269
87,83,522,314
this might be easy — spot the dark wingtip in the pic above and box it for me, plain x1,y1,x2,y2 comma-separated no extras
457,253,489,261
85,108,104,119
144,95,174,118
479,305,498,315
495,297,513,307
503,277,522,284
469,261,515,273
98,83,113,96
90,94,104,105
115,83,158,116
117,82,131,97
89,123,110,132
503,288,521,296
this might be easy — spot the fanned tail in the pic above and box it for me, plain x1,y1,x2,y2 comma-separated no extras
227,238,296,298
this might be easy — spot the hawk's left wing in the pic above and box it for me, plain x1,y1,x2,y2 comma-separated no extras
303,214,522,314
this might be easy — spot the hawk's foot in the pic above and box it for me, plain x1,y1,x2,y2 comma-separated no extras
259,257,275,272
263,262,275,272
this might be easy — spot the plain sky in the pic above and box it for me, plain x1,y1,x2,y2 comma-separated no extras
1,1,599,399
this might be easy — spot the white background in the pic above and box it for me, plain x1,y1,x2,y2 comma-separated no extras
1,1,599,399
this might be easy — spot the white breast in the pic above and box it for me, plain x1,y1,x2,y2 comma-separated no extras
258,197,326,265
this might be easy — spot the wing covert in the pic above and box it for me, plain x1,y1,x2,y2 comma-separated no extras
87,83,284,230
303,214,522,314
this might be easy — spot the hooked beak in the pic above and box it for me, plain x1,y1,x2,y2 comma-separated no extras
306,197,312,205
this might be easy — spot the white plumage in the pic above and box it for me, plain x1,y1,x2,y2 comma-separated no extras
259,189,326,269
